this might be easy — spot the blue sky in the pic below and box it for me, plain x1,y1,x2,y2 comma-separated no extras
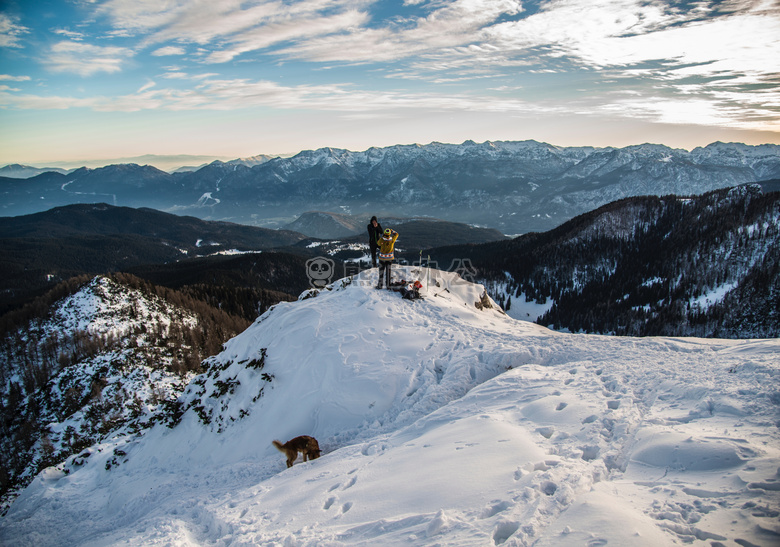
1,0,779,168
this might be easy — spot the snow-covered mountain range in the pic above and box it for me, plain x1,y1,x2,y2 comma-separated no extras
1,267,778,546
3,140,779,233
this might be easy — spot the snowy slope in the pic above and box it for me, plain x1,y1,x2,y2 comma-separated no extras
1,267,778,546
0,277,202,509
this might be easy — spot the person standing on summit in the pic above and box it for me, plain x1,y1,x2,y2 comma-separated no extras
376,228,399,290
367,216,383,267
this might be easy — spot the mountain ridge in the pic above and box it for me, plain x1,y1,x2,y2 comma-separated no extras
0,203,508,315
428,182,780,338
3,140,778,233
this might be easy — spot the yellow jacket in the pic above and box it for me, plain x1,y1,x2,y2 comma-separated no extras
377,231,399,261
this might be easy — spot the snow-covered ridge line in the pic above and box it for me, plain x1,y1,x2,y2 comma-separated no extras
281,139,779,175
1,267,778,546
5,140,779,234
0,275,236,512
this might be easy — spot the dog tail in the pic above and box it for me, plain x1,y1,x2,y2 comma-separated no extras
271,440,285,452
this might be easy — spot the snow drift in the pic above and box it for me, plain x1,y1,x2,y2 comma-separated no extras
1,266,778,546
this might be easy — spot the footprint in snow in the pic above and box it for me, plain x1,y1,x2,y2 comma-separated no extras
580,445,600,461
536,426,555,439
556,402,568,411
540,481,558,496
534,460,559,471
480,500,513,519
492,521,520,545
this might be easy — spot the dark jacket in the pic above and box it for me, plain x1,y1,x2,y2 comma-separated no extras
367,221,383,248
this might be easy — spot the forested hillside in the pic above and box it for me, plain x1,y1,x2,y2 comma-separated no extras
0,274,260,510
0,203,306,314
430,183,780,338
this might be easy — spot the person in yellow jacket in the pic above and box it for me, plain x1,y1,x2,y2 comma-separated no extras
376,228,399,289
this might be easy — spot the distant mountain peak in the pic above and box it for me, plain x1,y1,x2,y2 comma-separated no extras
3,140,779,235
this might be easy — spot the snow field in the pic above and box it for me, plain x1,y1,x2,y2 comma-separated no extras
1,267,778,546
47,277,198,339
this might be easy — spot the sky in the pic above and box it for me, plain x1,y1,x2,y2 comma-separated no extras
1,0,779,169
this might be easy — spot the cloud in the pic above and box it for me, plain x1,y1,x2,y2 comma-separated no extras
277,0,524,63
152,45,187,56
94,0,524,65
203,9,371,64
482,0,780,77
52,29,86,41
43,41,135,76
97,0,376,56
5,0,777,137
76,0,780,82
600,94,780,133
1,67,775,134
0,74,31,81
0,13,29,48
0,74,540,114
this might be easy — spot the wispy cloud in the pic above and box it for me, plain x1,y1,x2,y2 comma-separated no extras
89,0,780,88
2,0,777,153
277,0,523,63
97,0,375,57
0,13,29,48
43,41,135,76
52,28,86,41
0,74,30,81
161,71,189,79
137,80,156,93
204,9,371,64
152,45,187,56
0,74,542,115
599,94,780,133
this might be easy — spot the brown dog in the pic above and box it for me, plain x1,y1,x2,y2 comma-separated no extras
272,435,321,468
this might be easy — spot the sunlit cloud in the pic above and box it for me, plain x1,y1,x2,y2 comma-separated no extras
43,41,135,76
1,0,778,163
0,13,29,48
598,87,780,133
0,74,30,81
152,45,187,56
277,0,523,63
137,80,156,92
616,97,779,131
97,0,376,55
204,9,370,64
0,75,542,114
52,29,86,41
